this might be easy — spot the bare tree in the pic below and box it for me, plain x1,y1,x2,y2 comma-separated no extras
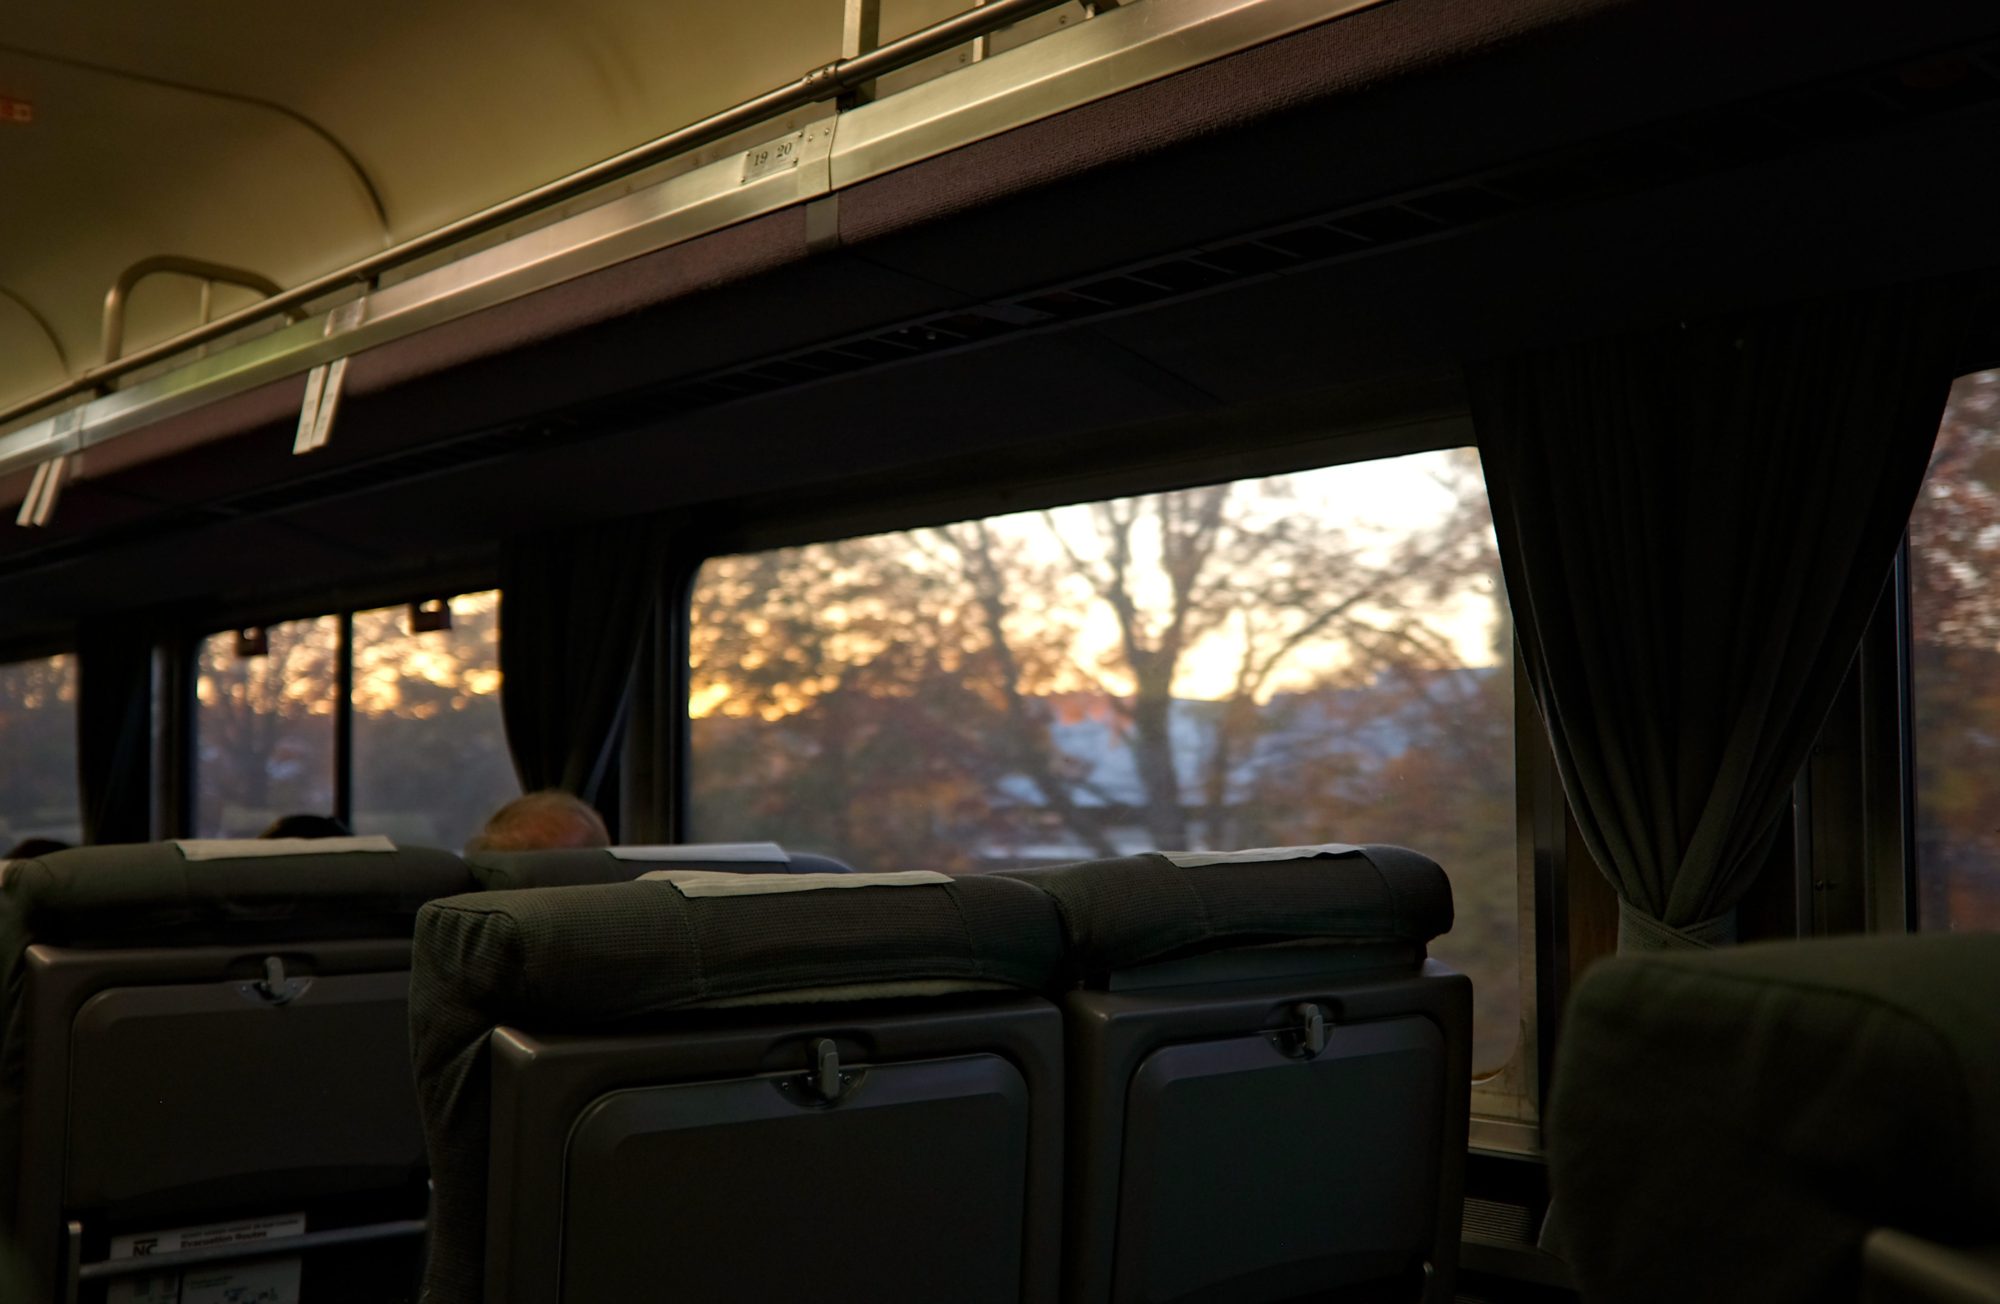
931,520,1118,858
688,452,1509,873
196,618,342,830
192,595,511,841
1000,457,1502,851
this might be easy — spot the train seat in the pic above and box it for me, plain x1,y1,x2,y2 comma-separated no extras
1547,933,2000,1304
409,868,1066,1304
463,840,852,890
1001,844,1471,1304
0,837,473,1303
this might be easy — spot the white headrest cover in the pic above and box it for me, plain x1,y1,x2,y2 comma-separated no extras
174,836,398,860
641,870,951,898
610,842,787,864
1160,843,1361,869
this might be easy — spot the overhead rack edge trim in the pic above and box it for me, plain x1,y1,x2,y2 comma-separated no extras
0,0,1386,486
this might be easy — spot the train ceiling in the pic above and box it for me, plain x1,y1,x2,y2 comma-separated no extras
3,0,2000,649
0,0,989,410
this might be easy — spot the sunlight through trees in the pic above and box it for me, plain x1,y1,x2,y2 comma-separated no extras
1911,370,2000,932
690,449,1524,1072
195,592,513,848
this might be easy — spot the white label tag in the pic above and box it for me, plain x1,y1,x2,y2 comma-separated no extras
642,870,950,898
107,1212,306,1304
741,130,807,184
1160,843,1362,868
173,836,396,860
609,842,786,864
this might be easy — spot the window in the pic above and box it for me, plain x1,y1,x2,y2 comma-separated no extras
689,449,1525,1080
196,592,513,848
0,654,81,850
196,616,339,838
1910,369,2000,932
351,592,514,850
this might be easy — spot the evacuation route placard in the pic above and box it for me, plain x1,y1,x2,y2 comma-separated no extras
106,1212,306,1304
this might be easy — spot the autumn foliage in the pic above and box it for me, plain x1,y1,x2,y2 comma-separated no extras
689,450,1525,1072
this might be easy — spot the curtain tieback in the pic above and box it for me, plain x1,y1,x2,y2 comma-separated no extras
1616,898,1735,952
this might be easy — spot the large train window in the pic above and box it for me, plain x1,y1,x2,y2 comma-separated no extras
1910,369,2000,931
0,653,80,850
196,614,339,837
689,449,1526,1080
195,592,509,847
350,591,512,850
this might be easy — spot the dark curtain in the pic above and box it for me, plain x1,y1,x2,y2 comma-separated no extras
76,620,153,845
1470,283,1970,950
618,586,680,845
498,519,669,816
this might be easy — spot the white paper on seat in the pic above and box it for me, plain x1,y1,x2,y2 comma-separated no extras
173,836,397,860
1161,843,1361,869
642,870,951,898
609,842,787,863
108,1211,305,1304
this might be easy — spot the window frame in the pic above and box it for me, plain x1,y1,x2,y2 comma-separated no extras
1867,358,2000,939
173,585,504,843
183,611,348,838
1794,361,2000,940
1792,552,1918,937
668,410,1565,1152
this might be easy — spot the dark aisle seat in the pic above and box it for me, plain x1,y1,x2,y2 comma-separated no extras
0,838,473,1303
409,869,1066,1304
1863,1229,2000,1304
1547,934,2000,1304
463,840,852,890
1001,844,1471,1304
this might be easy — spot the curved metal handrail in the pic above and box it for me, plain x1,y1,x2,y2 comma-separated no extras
100,256,306,367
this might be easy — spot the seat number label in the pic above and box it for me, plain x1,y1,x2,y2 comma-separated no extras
742,131,808,184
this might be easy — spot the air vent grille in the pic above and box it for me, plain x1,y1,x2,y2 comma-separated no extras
613,33,2000,430
1462,1195,1535,1245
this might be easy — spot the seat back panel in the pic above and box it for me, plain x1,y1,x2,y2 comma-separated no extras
1115,1015,1445,1303
561,1053,1030,1304
1058,964,1471,1304
484,996,1065,1304
13,940,421,1288
2,841,462,1300
66,970,424,1214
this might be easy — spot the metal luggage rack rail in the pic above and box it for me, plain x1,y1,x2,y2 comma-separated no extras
0,0,1397,495
1,26,1997,575
0,0,1075,434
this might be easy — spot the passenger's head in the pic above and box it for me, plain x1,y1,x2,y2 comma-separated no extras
2,836,68,860
465,790,609,854
259,813,353,839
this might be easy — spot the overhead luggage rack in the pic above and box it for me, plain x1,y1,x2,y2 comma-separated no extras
0,0,1395,496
